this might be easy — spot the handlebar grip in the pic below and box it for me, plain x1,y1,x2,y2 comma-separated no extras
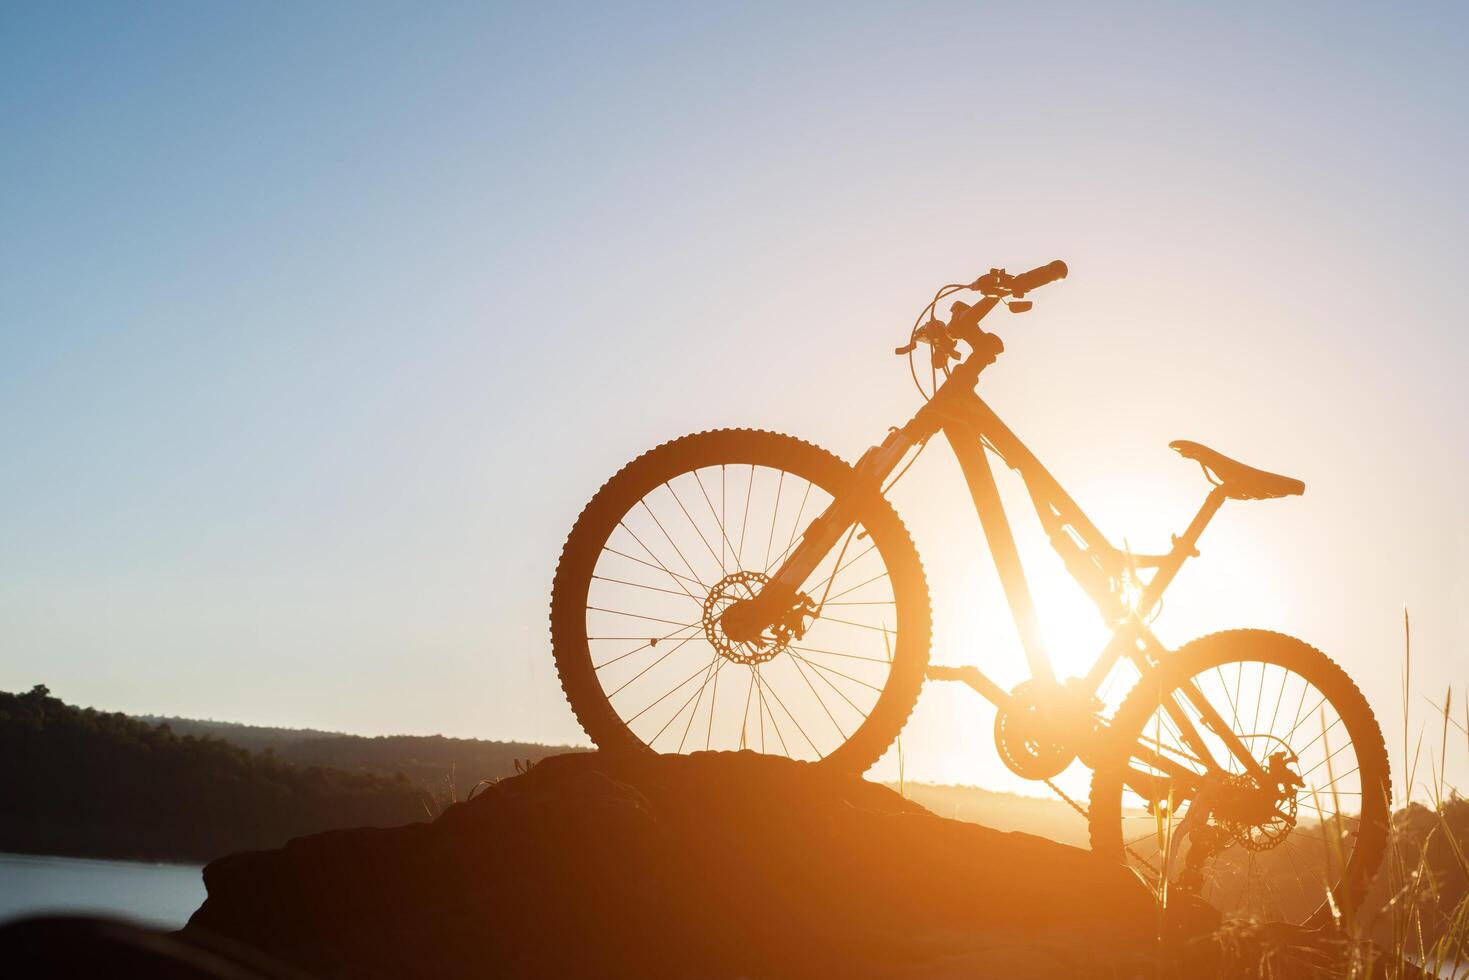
1008,259,1068,296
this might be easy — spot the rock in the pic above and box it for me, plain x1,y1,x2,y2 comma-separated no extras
181,751,1172,978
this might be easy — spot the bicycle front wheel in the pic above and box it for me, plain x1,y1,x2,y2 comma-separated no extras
1088,630,1391,926
549,429,931,772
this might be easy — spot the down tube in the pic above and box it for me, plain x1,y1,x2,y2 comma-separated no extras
941,416,1055,685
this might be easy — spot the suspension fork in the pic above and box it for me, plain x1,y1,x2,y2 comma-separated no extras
763,417,930,601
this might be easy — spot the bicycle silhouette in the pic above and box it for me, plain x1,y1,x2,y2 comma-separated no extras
550,260,1390,925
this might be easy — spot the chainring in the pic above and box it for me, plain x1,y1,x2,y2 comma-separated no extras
993,680,1080,780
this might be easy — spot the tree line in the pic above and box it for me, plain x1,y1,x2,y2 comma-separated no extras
0,686,429,863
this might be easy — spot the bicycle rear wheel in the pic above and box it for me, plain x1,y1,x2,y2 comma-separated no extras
549,429,930,772
1088,630,1391,926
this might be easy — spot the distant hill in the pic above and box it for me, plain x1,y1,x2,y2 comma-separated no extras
890,781,1089,847
2,685,1089,865
0,686,428,863
135,715,592,800
131,716,344,752
136,715,1086,843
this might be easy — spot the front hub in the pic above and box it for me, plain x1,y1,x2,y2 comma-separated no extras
704,571,811,666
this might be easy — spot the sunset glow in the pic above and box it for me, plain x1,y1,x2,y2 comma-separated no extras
1,4,1463,805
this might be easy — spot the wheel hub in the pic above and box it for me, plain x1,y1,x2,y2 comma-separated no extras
1209,744,1302,852
704,571,813,666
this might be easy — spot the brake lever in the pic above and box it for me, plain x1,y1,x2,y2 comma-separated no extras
971,268,1012,296
896,318,958,360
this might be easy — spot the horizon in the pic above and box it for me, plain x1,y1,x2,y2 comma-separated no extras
19,684,1098,806
3,2,1466,802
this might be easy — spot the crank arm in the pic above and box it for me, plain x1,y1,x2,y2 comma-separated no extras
925,664,1011,709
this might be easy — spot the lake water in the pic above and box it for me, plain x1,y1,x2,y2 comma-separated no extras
0,852,205,929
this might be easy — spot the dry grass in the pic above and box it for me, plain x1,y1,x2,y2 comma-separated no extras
1367,610,1469,979
1243,609,1469,979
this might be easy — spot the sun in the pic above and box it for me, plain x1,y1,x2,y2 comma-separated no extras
944,552,1114,689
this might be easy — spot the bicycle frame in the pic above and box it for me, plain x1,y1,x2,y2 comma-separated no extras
766,344,1261,782
923,384,1227,709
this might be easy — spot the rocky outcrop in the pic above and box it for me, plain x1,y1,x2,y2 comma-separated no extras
182,750,1179,978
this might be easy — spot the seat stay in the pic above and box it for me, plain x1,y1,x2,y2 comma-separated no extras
1125,740,1208,795
1159,688,1228,773
1136,485,1227,614
1178,675,1270,779
1131,626,1268,780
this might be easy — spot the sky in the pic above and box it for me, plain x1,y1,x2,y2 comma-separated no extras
2,2,1465,798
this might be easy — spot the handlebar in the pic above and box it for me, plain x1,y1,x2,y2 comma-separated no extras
896,258,1068,362
1008,259,1068,296
972,259,1068,298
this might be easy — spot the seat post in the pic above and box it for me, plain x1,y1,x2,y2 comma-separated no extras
1138,485,1229,613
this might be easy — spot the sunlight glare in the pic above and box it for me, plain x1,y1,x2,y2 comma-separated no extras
946,553,1112,687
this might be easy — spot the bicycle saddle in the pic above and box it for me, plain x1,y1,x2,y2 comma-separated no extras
1170,440,1305,500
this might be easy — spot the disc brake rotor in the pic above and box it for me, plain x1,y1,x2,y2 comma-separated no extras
702,571,814,666
1215,738,1302,852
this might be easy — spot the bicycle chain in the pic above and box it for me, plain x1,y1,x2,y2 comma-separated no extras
1041,776,1166,880
1042,776,1090,821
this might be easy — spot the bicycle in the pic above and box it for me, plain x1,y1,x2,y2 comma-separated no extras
549,260,1391,925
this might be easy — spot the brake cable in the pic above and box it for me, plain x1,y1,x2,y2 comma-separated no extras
907,282,968,401
881,436,930,496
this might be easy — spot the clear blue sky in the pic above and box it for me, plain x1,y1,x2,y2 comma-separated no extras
2,2,1464,794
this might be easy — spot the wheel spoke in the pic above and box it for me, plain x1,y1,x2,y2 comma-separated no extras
797,656,884,694
592,622,702,670
822,568,890,604
587,605,698,629
606,632,701,700
592,574,702,602
756,664,818,758
789,644,893,666
789,652,847,740
693,467,740,575
737,464,755,568
754,667,773,754
813,614,894,634
763,471,785,570
1098,648,1379,927
640,499,707,588
667,654,728,750
789,650,869,719
626,652,723,727
615,523,704,599
1293,713,1347,768
704,651,721,751
738,668,756,750
664,479,724,575
601,545,705,592
781,482,814,569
